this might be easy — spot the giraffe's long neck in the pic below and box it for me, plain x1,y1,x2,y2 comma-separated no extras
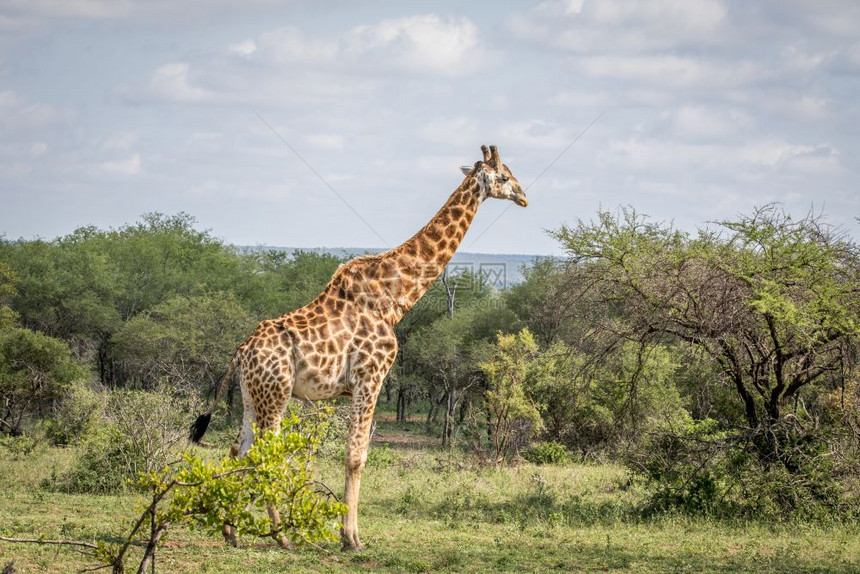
385,177,482,316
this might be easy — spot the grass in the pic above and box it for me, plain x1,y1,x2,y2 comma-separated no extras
1,412,859,573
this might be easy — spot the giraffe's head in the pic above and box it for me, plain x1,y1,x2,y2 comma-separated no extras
460,145,528,207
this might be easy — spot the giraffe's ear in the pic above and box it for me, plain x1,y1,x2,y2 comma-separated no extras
460,165,472,176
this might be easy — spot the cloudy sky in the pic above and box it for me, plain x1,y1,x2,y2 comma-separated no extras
1,0,858,255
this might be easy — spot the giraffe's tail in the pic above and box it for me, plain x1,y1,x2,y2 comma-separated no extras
190,349,241,443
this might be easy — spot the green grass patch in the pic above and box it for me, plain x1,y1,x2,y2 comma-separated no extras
1,422,859,573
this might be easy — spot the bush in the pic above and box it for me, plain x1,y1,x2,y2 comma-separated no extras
481,329,545,462
629,415,858,520
43,382,105,446
52,385,193,494
629,416,727,516
107,386,192,474
52,425,135,494
366,443,398,468
523,441,568,465
36,402,346,574
527,341,683,458
148,404,346,547
0,433,42,460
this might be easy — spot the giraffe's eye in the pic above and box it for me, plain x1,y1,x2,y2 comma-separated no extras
500,175,509,183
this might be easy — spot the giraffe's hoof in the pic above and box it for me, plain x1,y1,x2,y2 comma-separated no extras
222,525,238,547
341,543,364,553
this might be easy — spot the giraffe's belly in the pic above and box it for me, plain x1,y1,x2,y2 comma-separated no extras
291,364,350,401
291,381,345,401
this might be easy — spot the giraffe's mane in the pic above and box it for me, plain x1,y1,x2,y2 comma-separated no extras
317,253,385,299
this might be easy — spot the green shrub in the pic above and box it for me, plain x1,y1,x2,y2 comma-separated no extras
42,382,105,446
0,433,42,460
51,425,135,494
366,443,398,468
523,441,568,465
481,329,545,462
146,404,346,548
629,415,857,520
51,385,192,494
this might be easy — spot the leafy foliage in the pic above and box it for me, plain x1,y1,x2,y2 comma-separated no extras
505,258,570,345
0,261,18,331
552,205,860,448
5,404,345,573
0,327,87,435
42,381,105,446
113,293,255,392
53,386,194,493
480,329,544,461
403,289,516,446
630,414,854,520
521,339,684,456
239,249,343,318
0,214,343,403
522,441,568,465
140,404,346,548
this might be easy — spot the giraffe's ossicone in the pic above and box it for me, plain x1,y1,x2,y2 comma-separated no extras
191,145,528,551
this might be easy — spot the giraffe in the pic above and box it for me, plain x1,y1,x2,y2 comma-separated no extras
191,145,528,551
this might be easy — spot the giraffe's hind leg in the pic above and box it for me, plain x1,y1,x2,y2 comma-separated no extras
223,371,256,547
224,344,294,549
253,373,293,549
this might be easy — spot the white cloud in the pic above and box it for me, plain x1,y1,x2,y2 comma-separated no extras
185,132,224,154
101,153,141,175
586,0,726,31
256,28,336,64
608,136,841,177
781,45,830,72
121,13,485,109
415,154,470,177
561,0,585,15
0,90,71,130
1,0,277,22
825,42,860,73
512,0,726,53
3,1,859,252
0,13,33,32
305,133,344,151
343,14,480,76
769,96,830,122
739,141,839,172
667,105,749,140
2,0,133,19
786,0,860,38
147,62,214,104
229,39,257,56
249,15,483,76
0,91,18,109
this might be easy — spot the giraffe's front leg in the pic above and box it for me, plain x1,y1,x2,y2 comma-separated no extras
341,377,382,552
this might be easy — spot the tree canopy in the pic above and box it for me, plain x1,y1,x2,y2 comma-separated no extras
552,205,860,463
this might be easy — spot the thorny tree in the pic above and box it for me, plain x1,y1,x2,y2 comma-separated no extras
553,205,860,465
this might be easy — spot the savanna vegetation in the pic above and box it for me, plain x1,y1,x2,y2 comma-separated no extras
1,207,860,572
